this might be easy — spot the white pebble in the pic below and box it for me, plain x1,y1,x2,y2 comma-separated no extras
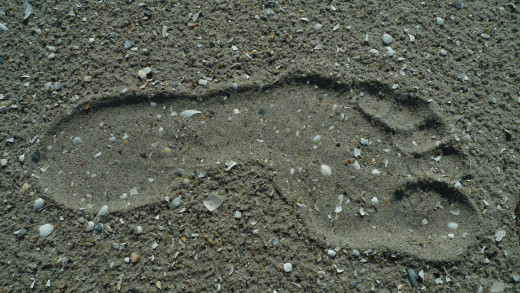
1,159,7,166
283,263,292,272
320,165,332,176
85,221,95,232
136,226,143,234
234,210,242,219
313,135,321,143
327,249,337,257
436,17,445,26
370,197,378,205
408,34,415,43
19,154,25,163
371,169,380,176
352,160,361,170
385,47,395,57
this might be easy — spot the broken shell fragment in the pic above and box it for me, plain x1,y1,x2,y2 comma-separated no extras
204,192,223,212
180,110,202,119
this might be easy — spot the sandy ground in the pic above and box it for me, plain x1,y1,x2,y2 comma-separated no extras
1,0,520,292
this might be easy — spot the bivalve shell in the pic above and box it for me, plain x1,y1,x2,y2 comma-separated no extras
130,252,140,263
96,205,108,218
85,221,95,232
39,224,54,237
33,198,44,211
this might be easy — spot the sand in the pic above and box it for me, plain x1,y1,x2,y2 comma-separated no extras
1,0,519,292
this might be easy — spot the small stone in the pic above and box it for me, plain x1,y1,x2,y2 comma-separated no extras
198,79,208,86
382,33,393,45
72,137,82,144
130,252,140,263
0,23,8,32
19,155,25,163
31,151,41,163
136,226,143,234
1,159,7,166
440,49,447,56
234,210,242,219
436,17,445,26
283,263,292,272
489,282,505,292
327,249,337,257
176,169,185,177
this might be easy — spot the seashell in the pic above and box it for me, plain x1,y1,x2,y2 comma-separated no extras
94,223,103,234
171,196,181,208
130,252,140,263
320,165,332,176
104,224,113,233
204,192,223,212
39,224,54,237
180,110,202,119
85,221,95,232
96,205,108,218
447,222,458,230
406,268,419,288
283,263,292,273
33,198,44,211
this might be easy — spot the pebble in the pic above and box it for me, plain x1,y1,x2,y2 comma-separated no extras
31,151,40,163
382,33,393,45
19,154,25,163
72,137,82,144
368,49,379,55
0,23,8,32
33,198,44,211
440,49,447,56
234,210,242,219
130,252,140,263
1,159,7,166
39,224,54,237
327,249,337,257
436,17,445,26
136,226,143,234
198,79,208,86
138,67,152,80
283,263,292,272
406,268,419,288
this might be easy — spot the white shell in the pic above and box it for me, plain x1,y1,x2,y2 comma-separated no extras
320,165,332,176
204,192,223,212
96,205,108,218
283,263,292,272
447,222,459,230
85,221,95,232
180,110,202,119
39,224,54,237
33,198,44,211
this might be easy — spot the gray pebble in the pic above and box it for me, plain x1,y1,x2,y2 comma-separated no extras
436,17,445,26
176,169,185,177
72,137,82,144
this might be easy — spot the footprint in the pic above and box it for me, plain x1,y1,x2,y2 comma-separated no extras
33,76,480,261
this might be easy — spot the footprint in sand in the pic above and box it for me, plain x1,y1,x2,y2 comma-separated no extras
33,76,481,261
